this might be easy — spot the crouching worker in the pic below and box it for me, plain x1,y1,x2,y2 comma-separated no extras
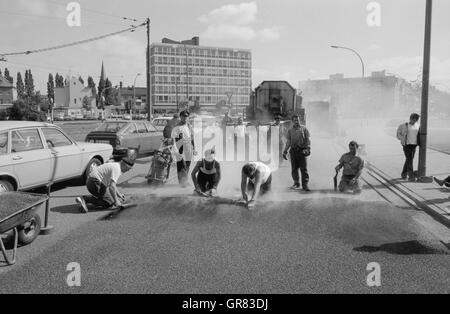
191,149,221,196
335,141,364,194
241,162,272,209
76,157,134,213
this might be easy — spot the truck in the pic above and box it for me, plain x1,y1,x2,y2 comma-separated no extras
246,81,305,125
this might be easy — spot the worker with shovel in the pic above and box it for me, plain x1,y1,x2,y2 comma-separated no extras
335,141,364,194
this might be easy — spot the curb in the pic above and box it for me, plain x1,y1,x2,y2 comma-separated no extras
366,162,450,229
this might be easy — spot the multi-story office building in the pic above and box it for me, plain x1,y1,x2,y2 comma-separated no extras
150,37,252,113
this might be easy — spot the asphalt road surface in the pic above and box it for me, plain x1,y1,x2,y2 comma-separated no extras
0,135,449,293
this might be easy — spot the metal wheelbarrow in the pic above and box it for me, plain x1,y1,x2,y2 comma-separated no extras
0,192,48,266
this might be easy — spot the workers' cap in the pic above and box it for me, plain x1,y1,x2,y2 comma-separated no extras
349,141,359,148
204,149,215,162
180,110,190,117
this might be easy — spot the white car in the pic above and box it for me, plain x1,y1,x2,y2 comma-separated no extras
0,121,113,192
152,117,172,131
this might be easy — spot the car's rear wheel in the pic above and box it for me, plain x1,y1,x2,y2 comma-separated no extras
0,180,14,192
83,158,102,181
18,213,41,246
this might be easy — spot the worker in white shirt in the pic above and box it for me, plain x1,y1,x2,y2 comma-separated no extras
396,113,420,181
241,161,272,209
171,110,197,186
76,157,134,213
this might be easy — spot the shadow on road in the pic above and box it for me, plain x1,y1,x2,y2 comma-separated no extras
353,240,449,255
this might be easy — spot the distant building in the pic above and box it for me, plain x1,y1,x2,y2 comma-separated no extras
150,37,252,113
54,76,96,116
299,71,419,118
117,86,147,114
0,75,14,111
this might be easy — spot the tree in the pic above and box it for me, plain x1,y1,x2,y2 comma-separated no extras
16,72,25,100
97,75,106,109
87,76,96,97
9,100,29,120
4,68,13,84
24,69,35,99
47,73,55,104
55,73,64,88
82,96,93,111
78,76,84,85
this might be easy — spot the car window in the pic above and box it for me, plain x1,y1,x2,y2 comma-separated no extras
95,122,128,132
136,123,148,133
123,124,136,135
0,132,8,155
42,128,72,148
146,123,158,132
11,129,43,153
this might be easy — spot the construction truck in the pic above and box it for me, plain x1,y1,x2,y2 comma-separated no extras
246,81,305,125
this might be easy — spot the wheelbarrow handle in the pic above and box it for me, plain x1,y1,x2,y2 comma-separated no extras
0,227,18,266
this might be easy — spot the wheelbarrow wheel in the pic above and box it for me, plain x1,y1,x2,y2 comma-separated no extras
17,213,41,246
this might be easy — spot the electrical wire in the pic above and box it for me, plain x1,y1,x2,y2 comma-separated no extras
0,21,147,57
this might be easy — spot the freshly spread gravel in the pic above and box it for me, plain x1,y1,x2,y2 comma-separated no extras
0,192,47,220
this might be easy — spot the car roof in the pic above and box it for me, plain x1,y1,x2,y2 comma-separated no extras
0,121,57,131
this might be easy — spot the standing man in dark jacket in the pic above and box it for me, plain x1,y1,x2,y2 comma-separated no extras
283,114,311,191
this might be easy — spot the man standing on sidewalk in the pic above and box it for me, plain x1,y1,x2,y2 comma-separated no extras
283,114,311,191
172,110,197,187
396,113,420,181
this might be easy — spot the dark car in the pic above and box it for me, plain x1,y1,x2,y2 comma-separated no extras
85,120,163,158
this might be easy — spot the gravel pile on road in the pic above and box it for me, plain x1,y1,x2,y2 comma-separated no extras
0,192,46,219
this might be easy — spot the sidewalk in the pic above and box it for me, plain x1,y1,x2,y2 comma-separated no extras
339,124,450,228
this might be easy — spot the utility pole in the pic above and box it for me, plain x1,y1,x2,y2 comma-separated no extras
146,18,152,121
418,0,432,179
184,45,189,106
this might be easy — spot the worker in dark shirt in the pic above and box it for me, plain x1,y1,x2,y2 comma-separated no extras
191,149,221,196
283,114,311,191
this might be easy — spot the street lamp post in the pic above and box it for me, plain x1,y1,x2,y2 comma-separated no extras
418,0,433,179
183,45,190,106
132,73,141,120
330,45,365,78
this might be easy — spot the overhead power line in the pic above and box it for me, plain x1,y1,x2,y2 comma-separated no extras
0,21,146,57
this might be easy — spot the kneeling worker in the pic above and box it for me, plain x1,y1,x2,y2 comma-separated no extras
241,161,272,208
335,141,364,194
76,157,135,213
191,149,221,196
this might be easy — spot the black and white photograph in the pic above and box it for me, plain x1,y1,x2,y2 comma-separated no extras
0,0,449,300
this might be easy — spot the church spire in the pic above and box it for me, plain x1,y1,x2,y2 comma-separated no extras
100,61,106,81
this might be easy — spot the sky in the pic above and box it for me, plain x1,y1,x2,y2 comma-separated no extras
1,0,450,93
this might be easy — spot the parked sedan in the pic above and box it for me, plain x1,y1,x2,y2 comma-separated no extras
85,120,163,158
0,121,113,192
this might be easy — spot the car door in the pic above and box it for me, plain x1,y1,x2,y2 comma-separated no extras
40,127,83,180
135,122,152,154
145,122,163,153
120,123,141,150
10,128,53,189
0,131,14,181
